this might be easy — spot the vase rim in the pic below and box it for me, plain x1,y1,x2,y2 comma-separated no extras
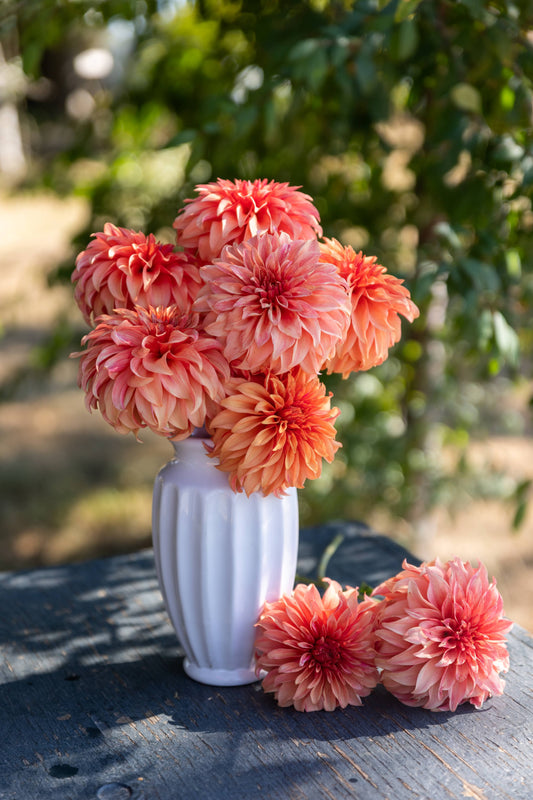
171,436,210,448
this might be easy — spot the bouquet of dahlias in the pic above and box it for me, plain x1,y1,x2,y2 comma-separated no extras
72,178,419,496
71,180,513,717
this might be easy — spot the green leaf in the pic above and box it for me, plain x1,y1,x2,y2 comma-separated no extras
521,155,533,186
434,222,463,252
457,0,490,20
512,480,531,531
500,86,515,111
450,83,482,114
289,38,321,61
358,582,374,600
461,259,501,293
505,249,522,279
413,260,441,301
396,19,418,61
492,310,519,366
356,49,377,94
492,135,525,163
512,500,528,531
477,309,493,350
166,129,197,146
394,0,425,22
288,38,329,91
488,357,501,376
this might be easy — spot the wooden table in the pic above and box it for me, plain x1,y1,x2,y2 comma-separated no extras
1,520,532,800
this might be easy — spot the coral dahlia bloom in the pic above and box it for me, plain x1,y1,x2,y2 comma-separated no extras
196,233,350,375
320,238,419,376
207,369,341,496
72,223,202,324
255,580,380,712
373,558,513,712
74,306,230,440
174,178,323,262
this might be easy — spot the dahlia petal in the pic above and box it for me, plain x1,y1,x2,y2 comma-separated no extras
412,660,439,697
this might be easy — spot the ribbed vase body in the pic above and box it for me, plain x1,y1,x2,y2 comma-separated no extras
152,437,299,686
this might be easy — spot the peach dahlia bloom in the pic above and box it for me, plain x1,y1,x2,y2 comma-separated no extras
320,238,419,376
173,178,323,262
72,223,202,324
255,580,379,712
207,369,341,496
196,233,350,375
74,306,230,440
373,558,513,712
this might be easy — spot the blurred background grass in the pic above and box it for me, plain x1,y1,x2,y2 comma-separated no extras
1,0,532,629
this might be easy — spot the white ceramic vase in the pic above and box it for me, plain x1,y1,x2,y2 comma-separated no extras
151,434,299,686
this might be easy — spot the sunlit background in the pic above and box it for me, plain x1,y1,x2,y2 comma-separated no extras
1,0,532,630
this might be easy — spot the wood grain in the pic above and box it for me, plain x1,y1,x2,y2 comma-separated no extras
1,522,531,799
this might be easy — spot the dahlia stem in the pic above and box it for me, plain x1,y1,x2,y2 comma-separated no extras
317,532,345,582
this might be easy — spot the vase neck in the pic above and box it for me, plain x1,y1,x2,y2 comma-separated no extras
171,436,212,465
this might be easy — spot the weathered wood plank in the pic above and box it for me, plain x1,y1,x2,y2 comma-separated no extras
0,523,531,800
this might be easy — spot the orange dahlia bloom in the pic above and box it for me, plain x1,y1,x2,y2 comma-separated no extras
320,238,419,377
255,580,380,712
74,306,230,440
196,233,350,375
173,178,323,261
207,369,341,496
373,558,513,712
72,223,202,324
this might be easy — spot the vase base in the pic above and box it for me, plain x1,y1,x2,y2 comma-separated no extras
183,658,259,686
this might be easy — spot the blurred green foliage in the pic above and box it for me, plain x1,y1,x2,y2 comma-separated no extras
6,0,533,532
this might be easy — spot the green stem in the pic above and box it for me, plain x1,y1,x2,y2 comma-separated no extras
317,533,345,582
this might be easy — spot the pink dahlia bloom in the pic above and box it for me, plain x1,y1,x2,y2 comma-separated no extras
320,238,419,376
373,558,513,712
196,233,350,375
74,306,230,440
173,178,323,262
207,369,341,496
72,223,202,324
255,580,380,712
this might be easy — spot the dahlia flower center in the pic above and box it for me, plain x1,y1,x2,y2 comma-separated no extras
147,307,185,328
310,636,342,668
136,309,194,360
254,274,287,308
141,246,157,265
146,335,172,359
238,193,260,215
443,617,479,655
129,251,155,275
273,402,306,433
